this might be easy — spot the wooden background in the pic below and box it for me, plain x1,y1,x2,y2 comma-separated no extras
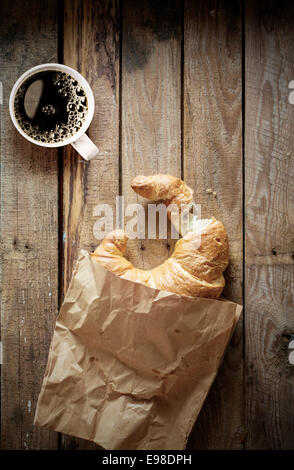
1,0,294,449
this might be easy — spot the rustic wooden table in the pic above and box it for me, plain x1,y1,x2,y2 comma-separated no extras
1,0,294,450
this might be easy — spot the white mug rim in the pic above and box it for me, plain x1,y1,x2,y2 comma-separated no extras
9,63,95,148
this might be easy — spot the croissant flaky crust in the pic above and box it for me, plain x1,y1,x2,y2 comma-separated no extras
92,175,229,299
131,174,194,208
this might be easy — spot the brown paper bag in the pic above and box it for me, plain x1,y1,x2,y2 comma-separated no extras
34,250,242,450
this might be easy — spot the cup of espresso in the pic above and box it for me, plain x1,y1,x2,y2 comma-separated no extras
9,63,98,160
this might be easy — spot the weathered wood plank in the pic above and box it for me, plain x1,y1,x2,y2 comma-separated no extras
0,0,59,449
184,0,244,449
121,0,181,269
62,0,120,449
245,0,294,449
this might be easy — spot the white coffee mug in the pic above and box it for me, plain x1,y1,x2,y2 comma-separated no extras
9,63,99,161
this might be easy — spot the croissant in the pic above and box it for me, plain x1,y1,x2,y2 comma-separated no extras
92,175,229,299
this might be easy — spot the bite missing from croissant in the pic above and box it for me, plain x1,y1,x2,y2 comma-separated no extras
92,175,229,299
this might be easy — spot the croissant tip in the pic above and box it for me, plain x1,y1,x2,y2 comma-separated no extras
131,175,149,188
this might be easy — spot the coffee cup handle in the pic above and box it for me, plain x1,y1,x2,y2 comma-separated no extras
71,133,99,161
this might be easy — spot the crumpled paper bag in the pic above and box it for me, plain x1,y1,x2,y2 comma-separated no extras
34,250,242,450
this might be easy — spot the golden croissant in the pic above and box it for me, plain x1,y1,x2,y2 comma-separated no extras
92,175,229,299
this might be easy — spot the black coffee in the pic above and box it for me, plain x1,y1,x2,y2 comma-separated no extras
14,70,88,143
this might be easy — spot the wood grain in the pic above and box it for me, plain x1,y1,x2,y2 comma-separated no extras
62,0,120,449
184,0,244,449
121,0,181,269
0,0,59,449
245,0,294,449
